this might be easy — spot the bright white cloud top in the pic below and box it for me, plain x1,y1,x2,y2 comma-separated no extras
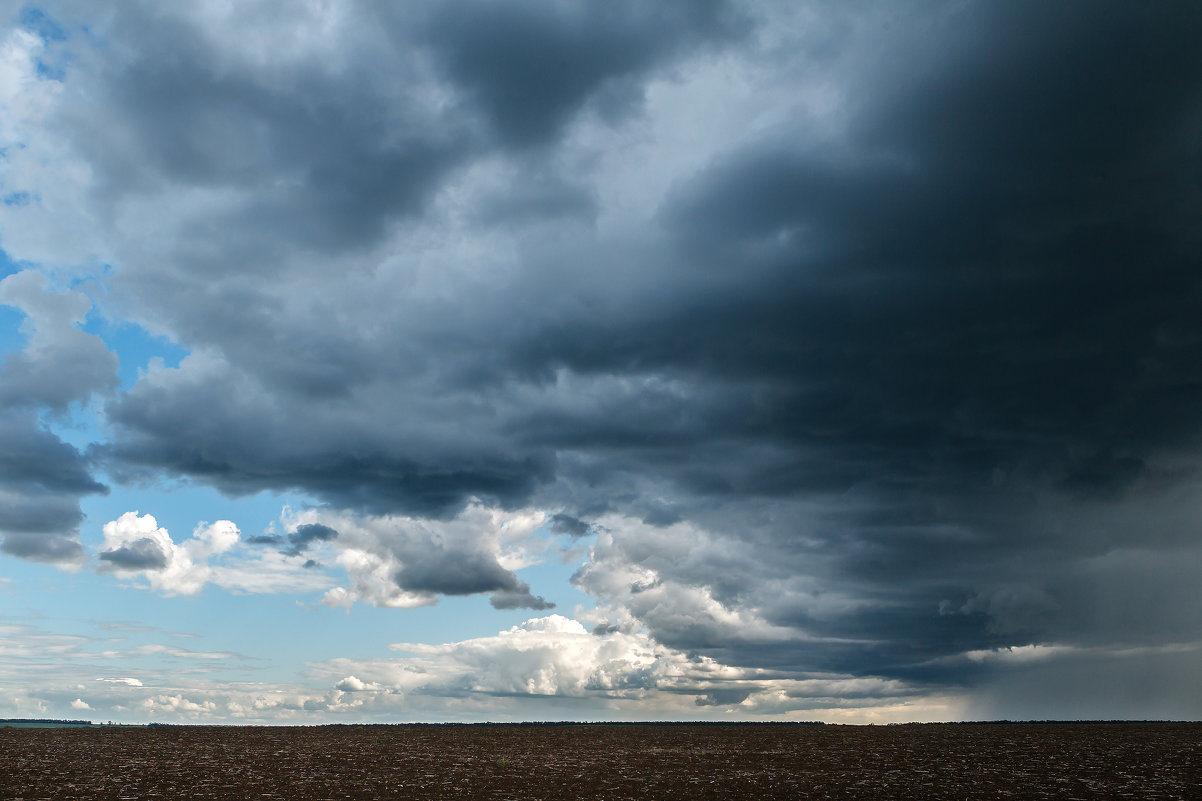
2,1,1202,724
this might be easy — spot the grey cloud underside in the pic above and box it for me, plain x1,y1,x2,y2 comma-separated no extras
0,263,116,562
0,271,119,412
20,0,1202,704
0,411,106,562
415,0,744,147
0,338,118,412
549,514,591,538
396,548,516,595
470,168,598,227
60,8,466,256
101,389,558,517
281,523,338,557
243,534,283,547
97,537,169,570
0,531,86,562
488,588,554,611
0,413,106,496
393,546,553,610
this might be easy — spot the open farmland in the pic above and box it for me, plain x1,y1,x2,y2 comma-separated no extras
1,722,1199,800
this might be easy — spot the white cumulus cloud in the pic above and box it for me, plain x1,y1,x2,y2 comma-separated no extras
96,677,143,687
98,512,216,595
96,511,330,597
307,613,935,719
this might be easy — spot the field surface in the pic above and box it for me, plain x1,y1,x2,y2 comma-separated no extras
2,722,1199,800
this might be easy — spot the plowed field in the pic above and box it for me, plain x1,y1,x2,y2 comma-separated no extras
2,722,1199,799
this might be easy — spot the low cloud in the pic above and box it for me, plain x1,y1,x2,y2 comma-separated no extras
281,523,338,557
549,514,592,538
97,537,169,570
334,675,373,693
489,584,556,611
310,504,553,610
244,523,342,557
96,677,143,687
95,512,326,597
0,271,118,411
0,272,114,565
97,512,232,595
0,411,107,566
308,614,939,719
141,694,218,716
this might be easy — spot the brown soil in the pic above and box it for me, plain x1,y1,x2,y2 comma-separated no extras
1,722,1199,799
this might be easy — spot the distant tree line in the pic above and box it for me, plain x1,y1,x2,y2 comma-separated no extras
320,720,827,728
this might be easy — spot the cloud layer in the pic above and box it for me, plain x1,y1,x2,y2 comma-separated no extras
1,1,1201,719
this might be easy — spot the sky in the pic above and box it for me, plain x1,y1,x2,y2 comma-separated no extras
1,1,1201,725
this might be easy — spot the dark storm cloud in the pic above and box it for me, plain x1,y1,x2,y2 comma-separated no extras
61,5,468,256
963,645,1202,721
470,170,598,227
72,0,744,523
416,0,744,147
102,374,557,516
49,0,744,278
640,3,1202,511
25,0,1202,707
556,0,1202,693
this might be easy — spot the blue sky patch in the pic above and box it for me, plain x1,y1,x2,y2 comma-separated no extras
83,315,189,390
0,250,28,354
19,7,66,41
